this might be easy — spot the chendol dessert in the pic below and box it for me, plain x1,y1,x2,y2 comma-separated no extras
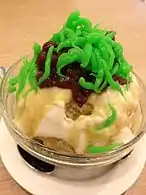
9,11,142,154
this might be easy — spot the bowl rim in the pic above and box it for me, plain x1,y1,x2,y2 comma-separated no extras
0,59,146,166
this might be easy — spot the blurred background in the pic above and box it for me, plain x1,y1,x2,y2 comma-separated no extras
0,0,146,79
0,1,146,194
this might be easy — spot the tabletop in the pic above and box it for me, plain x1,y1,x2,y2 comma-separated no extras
0,0,146,194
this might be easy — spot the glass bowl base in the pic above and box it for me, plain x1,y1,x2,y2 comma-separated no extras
0,119,146,195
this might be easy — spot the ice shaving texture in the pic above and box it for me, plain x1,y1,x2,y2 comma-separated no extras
14,75,141,154
9,11,142,154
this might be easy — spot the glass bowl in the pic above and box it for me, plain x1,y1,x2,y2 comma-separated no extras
0,59,146,180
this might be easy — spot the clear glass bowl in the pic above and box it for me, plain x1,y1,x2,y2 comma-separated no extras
0,59,146,169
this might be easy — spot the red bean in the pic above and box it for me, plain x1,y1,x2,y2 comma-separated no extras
36,51,47,71
42,41,56,52
113,75,127,85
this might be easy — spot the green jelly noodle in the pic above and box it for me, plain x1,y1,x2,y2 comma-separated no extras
8,11,133,150
53,11,132,95
87,104,117,134
96,104,117,130
9,11,132,98
86,143,122,154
